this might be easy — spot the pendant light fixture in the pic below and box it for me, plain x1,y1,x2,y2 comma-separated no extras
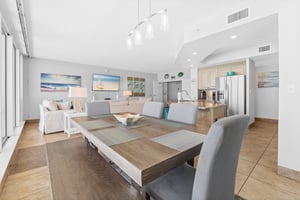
127,0,168,48
145,0,154,39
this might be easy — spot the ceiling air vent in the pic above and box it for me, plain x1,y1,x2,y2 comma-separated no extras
227,8,249,24
258,45,271,53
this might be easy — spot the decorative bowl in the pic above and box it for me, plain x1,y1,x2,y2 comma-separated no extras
113,113,143,126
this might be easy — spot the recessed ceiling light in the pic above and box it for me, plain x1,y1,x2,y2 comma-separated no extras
187,58,191,62
231,35,237,39
192,52,197,55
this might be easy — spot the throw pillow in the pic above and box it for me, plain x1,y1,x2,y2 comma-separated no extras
47,101,58,111
42,99,58,111
57,102,71,110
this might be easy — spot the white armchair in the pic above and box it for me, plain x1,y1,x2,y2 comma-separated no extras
39,101,72,134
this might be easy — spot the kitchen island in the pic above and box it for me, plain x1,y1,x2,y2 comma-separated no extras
178,101,225,126
197,102,225,126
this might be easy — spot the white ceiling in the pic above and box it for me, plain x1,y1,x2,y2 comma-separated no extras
176,14,278,68
0,0,278,73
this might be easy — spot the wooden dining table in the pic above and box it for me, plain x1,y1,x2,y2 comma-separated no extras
71,115,206,187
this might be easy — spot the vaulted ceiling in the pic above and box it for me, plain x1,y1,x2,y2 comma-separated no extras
0,0,278,73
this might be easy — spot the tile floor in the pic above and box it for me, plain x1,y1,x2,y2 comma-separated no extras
1,118,300,200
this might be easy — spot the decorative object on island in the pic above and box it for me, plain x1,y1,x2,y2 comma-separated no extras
68,87,87,112
92,74,120,91
126,0,168,48
113,113,143,126
123,90,132,105
40,73,81,92
127,77,145,96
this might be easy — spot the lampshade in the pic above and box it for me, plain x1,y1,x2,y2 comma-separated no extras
68,87,88,98
123,90,132,96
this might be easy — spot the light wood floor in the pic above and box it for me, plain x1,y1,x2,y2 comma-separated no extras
1,117,300,200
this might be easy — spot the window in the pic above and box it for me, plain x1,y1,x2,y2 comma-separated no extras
1,29,8,146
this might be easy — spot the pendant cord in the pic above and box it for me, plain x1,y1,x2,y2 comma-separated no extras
137,0,140,23
149,0,151,15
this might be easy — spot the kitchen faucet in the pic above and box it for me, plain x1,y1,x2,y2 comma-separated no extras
178,90,189,103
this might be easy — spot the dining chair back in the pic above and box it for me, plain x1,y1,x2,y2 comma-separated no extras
167,103,198,125
192,114,249,199
142,102,164,118
143,114,249,200
85,101,111,116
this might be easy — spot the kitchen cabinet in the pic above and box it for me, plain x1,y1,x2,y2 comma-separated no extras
198,61,246,89
218,66,232,77
198,67,217,89
217,63,245,77
231,65,245,75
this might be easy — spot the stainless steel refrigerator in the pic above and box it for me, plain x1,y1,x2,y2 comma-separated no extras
215,75,246,117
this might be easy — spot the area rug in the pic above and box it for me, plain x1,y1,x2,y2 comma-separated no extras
10,145,47,175
46,138,143,200
46,138,247,200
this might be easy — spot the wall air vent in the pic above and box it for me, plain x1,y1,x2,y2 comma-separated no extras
258,45,271,53
227,8,249,24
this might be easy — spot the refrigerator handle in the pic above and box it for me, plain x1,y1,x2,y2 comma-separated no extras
226,81,229,117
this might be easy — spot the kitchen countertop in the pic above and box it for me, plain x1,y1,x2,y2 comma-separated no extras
179,101,225,110
170,100,225,125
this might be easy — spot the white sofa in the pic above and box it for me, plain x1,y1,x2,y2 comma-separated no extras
109,98,152,114
39,100,72,134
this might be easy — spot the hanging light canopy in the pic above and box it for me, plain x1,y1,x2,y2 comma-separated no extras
127,0,168,48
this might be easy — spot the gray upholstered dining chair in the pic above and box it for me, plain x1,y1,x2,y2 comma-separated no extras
85,101,111,116
143,114,249,200
167,103,198,125
142,102,164,118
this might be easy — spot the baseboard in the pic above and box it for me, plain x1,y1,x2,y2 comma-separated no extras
278,165,300,183
25,119,39,123
255,117,278,123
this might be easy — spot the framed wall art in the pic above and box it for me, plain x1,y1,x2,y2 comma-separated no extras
127,77,145,97
257,71,279,88
40,73,81,92
92,74,120,91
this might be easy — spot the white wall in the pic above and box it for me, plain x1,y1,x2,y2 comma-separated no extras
157,69,194,100
255,65,278,119
278,0,300,172
23,57,157,119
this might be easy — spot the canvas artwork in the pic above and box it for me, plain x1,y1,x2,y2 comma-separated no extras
40,73,81,92
127,77,145,96
92,74,120,91
257,71,279,88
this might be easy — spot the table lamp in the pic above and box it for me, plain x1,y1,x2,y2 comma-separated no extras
68,87,88,112
123,90,132,105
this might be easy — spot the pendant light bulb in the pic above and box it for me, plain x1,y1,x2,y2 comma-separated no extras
145,22,154,39
160,12,168,31
134,30,142,45
126,36,133,49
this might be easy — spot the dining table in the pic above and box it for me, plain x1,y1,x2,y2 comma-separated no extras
71,114,206,187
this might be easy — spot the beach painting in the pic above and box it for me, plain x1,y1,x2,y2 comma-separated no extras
127,77,145,96
40,73,81,92
257,71,279,88
92,74,120,91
